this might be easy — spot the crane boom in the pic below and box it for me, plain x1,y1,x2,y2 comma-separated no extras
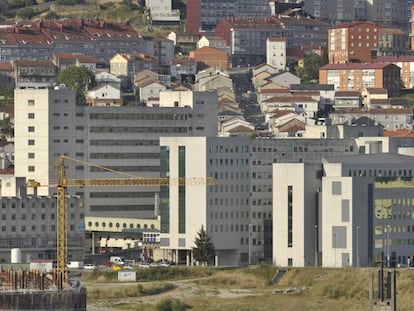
30,155,216,287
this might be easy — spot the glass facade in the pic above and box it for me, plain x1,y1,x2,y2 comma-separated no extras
160,146,170,233
178,146,186,234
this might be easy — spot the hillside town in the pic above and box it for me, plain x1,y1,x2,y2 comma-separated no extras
0,0,413,276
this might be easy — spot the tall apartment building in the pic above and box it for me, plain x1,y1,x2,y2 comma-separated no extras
328,21,379,64
365,0,408,30
307,0,356,22
186,0,273,33
273,153,414,267
14,87,218,251
304,0,407,30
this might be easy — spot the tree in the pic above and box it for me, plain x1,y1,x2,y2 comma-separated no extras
193,225,215,265
295,53,328,84
58,66,96,105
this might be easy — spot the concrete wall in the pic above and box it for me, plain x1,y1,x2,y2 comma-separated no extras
0,288,86,310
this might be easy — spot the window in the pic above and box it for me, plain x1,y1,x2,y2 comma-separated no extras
28,113,35,119
332,181,342,195
28,126,35,132
28,139,35,145
28,166,35,172
28,153,35,159
342,200,349,222
27,99,35,106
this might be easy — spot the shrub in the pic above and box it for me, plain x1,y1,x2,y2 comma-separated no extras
155,298,190,311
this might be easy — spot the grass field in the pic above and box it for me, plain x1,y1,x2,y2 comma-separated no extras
82,265,414,311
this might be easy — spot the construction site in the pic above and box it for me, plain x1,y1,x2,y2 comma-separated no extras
0,268,86,310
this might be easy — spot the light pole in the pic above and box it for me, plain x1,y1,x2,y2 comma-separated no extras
248,224,252,265
356,226,360,268
334,232,337,268
387,225,391,267
314,224,318,266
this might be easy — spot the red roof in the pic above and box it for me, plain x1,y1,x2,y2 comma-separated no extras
384,129,414,137
321,63,395,70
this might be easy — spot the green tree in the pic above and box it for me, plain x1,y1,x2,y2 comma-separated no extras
58,66,96,105
193,225,215,265
295,53,327,84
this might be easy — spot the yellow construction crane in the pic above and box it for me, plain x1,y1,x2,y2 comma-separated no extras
28,155,216,287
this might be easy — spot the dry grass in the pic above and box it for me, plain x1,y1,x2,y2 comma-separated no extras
85,266,414,311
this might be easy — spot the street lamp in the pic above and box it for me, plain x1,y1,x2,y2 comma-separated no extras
314,224,318,266
387,225,391,268
357,226,359,268
248,224,252,265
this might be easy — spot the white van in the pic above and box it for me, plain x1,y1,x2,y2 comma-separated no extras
67,261,84,269
110,256,125,266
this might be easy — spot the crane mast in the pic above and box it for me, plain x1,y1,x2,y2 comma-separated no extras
56,156,68,286
40,155,217,288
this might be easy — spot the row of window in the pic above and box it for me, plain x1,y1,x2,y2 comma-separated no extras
89,113,189,121
210,210,249,219
348,169,413,177
1,212,82,221
89,127,188,133
210,158,249,166
1,224,77,233
1,201,77,209
213,184,250,193
87,221,155,230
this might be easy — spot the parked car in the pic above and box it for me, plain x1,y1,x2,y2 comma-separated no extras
83,263,97,270
123,263,133,270
138,262,150,269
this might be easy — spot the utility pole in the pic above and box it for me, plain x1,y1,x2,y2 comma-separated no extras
357,226,360,268
314,224,318,266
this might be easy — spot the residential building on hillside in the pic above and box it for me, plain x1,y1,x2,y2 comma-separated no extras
377,28,407,57
145,0,180,25
215,16,328,66
0,63,14,89
319,63,401,97
328,21,379,64
373,56,414,89
86,83,122,107
0,19,153,63
197,36,228,50
189,46,229,70
13,60,58,89
329,108,414,131
365,0,408,30
152,37,175,67
273,153,414,267
186,0,272,33
109,52,157,88
304,0,356,23
52,53,102,72
304,0,408,30
266,37,286,72
14,86,218,254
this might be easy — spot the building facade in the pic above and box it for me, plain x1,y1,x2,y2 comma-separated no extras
328,21,379,64
186,0,272,32
14,87,218,253
273,153,414,268
319,63,401,96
